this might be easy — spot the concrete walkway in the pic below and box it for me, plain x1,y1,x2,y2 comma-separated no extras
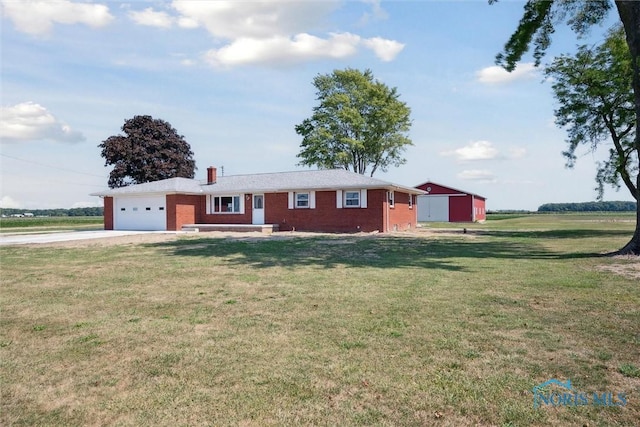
0,230,171,246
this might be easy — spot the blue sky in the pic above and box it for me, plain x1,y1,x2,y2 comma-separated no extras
0,0,631,210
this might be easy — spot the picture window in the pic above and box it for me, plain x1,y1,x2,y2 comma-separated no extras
211,195,241,213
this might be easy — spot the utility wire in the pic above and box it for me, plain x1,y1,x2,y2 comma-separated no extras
0,153,107,178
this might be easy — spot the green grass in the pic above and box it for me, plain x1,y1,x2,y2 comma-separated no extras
0,216,103,233
1,214,639,426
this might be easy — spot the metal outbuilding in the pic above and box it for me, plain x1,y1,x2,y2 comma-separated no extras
415,181,486,222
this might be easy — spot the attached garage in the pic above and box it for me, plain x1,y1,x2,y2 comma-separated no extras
114,195,167,231
415,181,486,223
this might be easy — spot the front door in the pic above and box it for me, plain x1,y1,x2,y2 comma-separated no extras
252,194,264,225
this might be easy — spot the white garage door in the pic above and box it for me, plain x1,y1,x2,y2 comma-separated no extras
417,195,449,222
114,196,167,231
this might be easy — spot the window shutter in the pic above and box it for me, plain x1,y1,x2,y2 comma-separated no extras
336,190,343,209
206,195,211,214
310,191,316,209
360,189,367,208
240,194,245,214
288,192,294,209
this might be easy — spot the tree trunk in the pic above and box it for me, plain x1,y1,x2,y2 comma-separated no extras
614,1,640,255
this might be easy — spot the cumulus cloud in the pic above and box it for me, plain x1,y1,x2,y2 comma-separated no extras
144,0,404,67
362,37,404,62
0,0,113,36
0,102,85,143
457,169,497,183
359,0,388,25
171,0,339,39
205,32,402,67
476,62,538,84
441,140,499,162
0,195,21,209
129,7,173,29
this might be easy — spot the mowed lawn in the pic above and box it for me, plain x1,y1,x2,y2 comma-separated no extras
1,214,639,426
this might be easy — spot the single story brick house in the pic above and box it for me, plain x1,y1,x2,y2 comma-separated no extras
91,167,425,233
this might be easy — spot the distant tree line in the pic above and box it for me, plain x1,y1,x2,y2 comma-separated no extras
0,207,104,217
537,201,637,212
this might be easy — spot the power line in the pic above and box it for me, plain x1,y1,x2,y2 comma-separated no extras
0,153,107,178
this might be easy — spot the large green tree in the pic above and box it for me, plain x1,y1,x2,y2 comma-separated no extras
493,0,640,255
295,68,412,177
99,115,196,188
545,27,637,202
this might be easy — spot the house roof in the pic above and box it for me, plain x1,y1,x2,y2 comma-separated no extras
90,177,203,197
91,169,425,197
414,180,486,200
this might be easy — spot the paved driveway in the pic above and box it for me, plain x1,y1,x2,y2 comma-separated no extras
0,230,171,246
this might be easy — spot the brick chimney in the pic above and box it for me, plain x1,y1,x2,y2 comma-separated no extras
207,166,217,184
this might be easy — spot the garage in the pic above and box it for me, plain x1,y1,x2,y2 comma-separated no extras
114,196,167,231
415,181,487,223
417,195,449,222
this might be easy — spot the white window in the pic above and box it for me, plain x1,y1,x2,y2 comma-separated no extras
388,191,395,208
295,192,309,208
344,191,360,207
409,194,413,209
211,195,241,213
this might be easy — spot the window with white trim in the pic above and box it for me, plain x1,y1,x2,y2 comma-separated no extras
344,191,360,207
211,195,241,213
388,191,395,208
295,192,309,208
409,194,413,209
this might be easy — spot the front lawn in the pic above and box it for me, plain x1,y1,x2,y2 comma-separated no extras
1,215,638,426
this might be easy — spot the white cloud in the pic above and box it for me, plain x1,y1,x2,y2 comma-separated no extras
441,140,499,161
169,0,401,67
129,7,173,29
0,0,113,36
0,196,22,209
206,32,398,68
0,102,85,143
359,0,388,25
171,0,339,39
457,169,497,182
362,37,404,62
476,62,538,84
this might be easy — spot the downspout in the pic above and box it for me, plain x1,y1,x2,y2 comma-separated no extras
386,191,390,232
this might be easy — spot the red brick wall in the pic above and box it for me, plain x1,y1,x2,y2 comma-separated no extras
198,195,253,225
175,189,418,233
265,190,385,233
103,197,114,230
387,191,417,231
166,194,200,231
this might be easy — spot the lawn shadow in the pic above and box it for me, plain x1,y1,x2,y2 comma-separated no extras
146,231,599,270
469,229,632,239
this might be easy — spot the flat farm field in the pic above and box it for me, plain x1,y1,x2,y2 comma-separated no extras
1,213,639,426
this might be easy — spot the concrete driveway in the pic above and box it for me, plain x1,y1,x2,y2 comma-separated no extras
0,230,172,246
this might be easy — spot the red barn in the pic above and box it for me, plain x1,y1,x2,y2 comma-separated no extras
415,181,486,222
92,168,425,233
